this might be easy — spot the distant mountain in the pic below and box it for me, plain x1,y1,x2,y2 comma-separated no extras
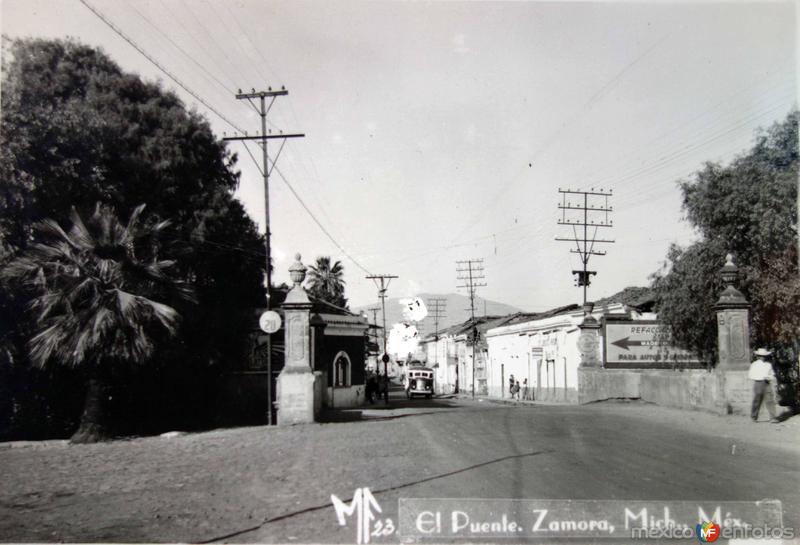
353,293,524,335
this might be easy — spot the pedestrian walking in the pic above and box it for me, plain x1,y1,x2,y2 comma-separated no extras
508,374,515,398
512,380,521,401
379,372,389,404
749,348,778,423
365,371,377,404
522,378,529,401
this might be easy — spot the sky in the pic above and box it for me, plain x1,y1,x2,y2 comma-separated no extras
2,0,797,312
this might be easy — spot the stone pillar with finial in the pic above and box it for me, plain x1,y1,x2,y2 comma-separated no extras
714,253,752,415
276,253,319,425
577,302,602,367
715,254,751,370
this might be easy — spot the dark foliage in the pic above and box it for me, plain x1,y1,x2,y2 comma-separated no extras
651,111,799,377
0,38,265,439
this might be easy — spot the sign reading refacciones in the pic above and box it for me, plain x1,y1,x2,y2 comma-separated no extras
604,321,702,368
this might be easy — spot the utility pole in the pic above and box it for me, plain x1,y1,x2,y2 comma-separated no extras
365,306,381,369
456,259,487,398
555,188,614,306
223,87,304,425
427,297,447,367
365,274,398,383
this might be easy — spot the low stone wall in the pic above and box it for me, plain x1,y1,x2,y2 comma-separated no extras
578,368,751,415
324,384,365,408
578,368,641,403
638,370,720,413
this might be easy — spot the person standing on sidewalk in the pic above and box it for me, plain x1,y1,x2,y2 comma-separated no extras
522,378,529,401
749,348,778,423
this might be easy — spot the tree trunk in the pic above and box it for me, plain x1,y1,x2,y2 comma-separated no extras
70,375,111,444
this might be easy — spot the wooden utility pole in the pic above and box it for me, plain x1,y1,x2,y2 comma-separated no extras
427,297,447,367
365,274,398,381
223,87,304,425
456,259,486,398
555,188,615,306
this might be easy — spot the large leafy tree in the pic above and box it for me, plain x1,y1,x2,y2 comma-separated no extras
651,111,799,368
0,38,264,438
307,256,348,310
3,204,191,442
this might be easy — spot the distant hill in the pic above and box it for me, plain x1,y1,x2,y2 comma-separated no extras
353,293,524,334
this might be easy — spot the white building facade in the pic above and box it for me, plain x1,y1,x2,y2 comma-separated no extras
486,304,656,402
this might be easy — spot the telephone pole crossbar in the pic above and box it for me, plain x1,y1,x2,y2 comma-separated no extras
555,188,615,306
222,86,304,426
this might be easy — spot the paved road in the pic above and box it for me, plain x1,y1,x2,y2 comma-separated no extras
1,390,797,543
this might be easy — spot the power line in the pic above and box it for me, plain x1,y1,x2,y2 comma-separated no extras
555,188,615,306
445,33,671,248
79,0,370,279
78,0,245,134
127,2,235,99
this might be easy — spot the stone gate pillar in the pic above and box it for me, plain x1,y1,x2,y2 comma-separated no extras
577,302,602,367
715,254,751,370
715,254,751,414
276,254,318,425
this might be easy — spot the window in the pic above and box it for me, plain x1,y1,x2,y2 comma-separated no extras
333,351,351,388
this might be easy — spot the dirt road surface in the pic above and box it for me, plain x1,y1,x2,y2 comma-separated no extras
1,393,798,543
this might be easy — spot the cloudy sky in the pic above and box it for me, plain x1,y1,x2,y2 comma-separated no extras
2,0,797,311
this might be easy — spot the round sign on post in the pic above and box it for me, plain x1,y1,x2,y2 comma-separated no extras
381,353,390,363
259,310,282,334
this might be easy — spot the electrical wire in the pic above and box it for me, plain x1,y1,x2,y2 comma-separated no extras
78,0,246,134
77,0,373,278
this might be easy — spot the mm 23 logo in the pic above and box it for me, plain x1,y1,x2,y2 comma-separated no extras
331,488,395,544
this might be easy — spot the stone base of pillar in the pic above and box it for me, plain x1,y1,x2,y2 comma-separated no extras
276,368,318,425
717,370,751,416
577,327,602,367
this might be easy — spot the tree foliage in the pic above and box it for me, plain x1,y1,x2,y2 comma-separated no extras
307,256,348,310
3,204,190,442
651,111,799,367
0,38,265,439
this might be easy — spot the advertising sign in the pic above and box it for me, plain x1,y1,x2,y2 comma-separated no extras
604,321,703,369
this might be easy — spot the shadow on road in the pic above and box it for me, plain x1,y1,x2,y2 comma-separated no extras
201,449,552,543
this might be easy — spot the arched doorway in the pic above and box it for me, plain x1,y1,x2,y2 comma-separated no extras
333,351,351,388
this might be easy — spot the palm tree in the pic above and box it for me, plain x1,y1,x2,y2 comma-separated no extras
3,203,192,443
306,256,348,309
